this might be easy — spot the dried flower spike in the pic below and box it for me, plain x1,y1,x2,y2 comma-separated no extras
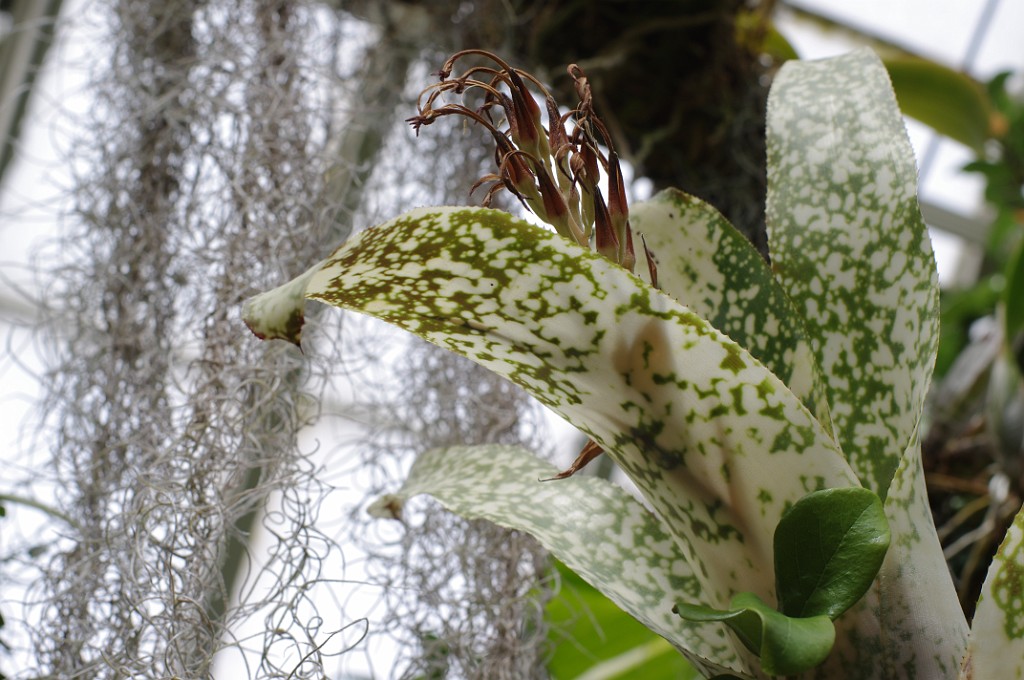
408,50,654,281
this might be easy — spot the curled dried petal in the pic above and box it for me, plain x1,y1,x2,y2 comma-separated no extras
593,187,619,264
410,51,636,271
641,233,659,289
541,439,604,481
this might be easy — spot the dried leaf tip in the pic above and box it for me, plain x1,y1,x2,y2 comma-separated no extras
542,440,605,481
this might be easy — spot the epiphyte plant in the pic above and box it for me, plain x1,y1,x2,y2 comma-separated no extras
243,48,1024,678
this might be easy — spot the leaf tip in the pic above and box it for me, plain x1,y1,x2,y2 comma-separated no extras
241,262,325,347
242,294,305,346
367,494,405,520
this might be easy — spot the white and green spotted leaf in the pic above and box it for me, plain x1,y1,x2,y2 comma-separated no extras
631,188,834,437
815,435,967,679
367,444,754,678
964,501,1024,679
243,206,861,613
766,49,940,498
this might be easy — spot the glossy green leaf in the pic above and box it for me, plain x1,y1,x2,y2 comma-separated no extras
766,48,940,498
774,487,889,620
546,561,701,680
966,499,1024,679
631,189,834,436
366,444,747,677
674,591,834,677
884,56,992,152
244,205,861,615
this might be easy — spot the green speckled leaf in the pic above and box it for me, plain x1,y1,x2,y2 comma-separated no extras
766,49,940,497
632,188,834,437
367,444,750,678
966,500,1024,680
243,206,861,614
814,436,967,679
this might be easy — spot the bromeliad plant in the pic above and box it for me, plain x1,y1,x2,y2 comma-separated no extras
243,49,1024,678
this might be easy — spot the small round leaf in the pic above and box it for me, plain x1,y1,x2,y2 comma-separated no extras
774,487,890,619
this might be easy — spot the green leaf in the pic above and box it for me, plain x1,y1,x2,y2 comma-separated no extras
631,189,834,436
245,205,862,613
1004,238,1024,345
766,49,940,498
884,55,992,152
674,591,835,677
762,23,799,63
774,487,889,620
735,12,799,63
966,499,1024,679
367,444,748,677
546,561,701,680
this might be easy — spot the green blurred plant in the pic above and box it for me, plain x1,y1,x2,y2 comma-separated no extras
937,72,1024,375
910,68,1024,617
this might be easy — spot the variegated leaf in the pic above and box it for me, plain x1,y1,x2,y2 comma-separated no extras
243,206,861,613
766,49,940,497
367,444,754,678
964,500,1024,679
631,188,834,437
817,434,967,679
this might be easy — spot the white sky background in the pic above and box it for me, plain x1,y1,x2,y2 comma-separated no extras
2,0,1023,677
780,0,1024,284
0,0,107,673
0,1,96,537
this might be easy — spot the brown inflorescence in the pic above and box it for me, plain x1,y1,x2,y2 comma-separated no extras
408,49,658,285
